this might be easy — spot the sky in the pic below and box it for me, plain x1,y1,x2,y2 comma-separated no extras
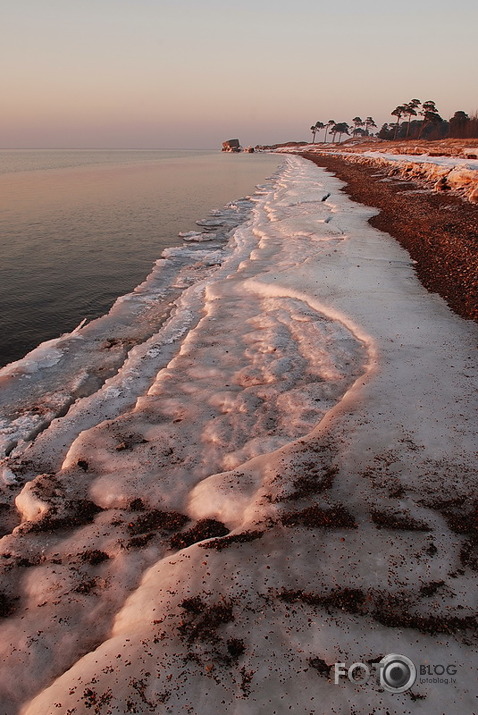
2,0,477,149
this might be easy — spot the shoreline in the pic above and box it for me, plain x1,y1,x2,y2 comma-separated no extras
0,150,282,369
1,156,476,714
300,151,478,321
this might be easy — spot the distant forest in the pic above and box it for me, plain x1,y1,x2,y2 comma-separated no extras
310,101,478,143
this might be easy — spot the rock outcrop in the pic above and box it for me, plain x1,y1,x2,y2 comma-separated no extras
222,139,241,152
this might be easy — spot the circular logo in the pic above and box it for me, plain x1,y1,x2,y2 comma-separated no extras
379,654,416,693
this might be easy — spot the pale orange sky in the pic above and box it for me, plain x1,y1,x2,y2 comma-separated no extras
2,0,477,148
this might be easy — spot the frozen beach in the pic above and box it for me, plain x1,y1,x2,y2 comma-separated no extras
0,156,477,713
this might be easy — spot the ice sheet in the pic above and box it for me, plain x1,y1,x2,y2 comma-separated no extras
0,196,256,462
285,144,478,201
0,157,476,714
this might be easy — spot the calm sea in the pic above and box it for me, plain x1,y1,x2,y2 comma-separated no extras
0,149,281,368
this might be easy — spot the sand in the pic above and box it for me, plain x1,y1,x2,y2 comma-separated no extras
300,151,478,321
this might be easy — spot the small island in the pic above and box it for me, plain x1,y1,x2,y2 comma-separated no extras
222,139,241,152
221,139,254,153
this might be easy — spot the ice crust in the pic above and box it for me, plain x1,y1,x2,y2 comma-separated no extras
283,144,478,202
0,197,253,463
0,157,476,714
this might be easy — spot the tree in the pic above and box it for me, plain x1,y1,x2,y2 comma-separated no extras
449,111,470,138
339,122,350,142
402,99,421,138
378,123,392,139
315,121,325,142
324,119,335,144
310,121,325,143
391,105,407,139
364,116,377,135
351,116,364,136
331,122,350,143
418,100,443,139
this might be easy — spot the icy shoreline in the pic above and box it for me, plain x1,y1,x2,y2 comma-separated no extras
276,141,478,203
0,157,476,714
0,189,261,465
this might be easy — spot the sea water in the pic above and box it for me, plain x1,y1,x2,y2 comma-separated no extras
0,149,282,367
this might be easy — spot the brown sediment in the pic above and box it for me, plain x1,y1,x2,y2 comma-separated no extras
169,518,229,550
301,153,478,321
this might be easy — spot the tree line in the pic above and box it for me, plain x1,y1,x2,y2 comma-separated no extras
310,101,478,143
309,117,377,143
380,100,478,140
